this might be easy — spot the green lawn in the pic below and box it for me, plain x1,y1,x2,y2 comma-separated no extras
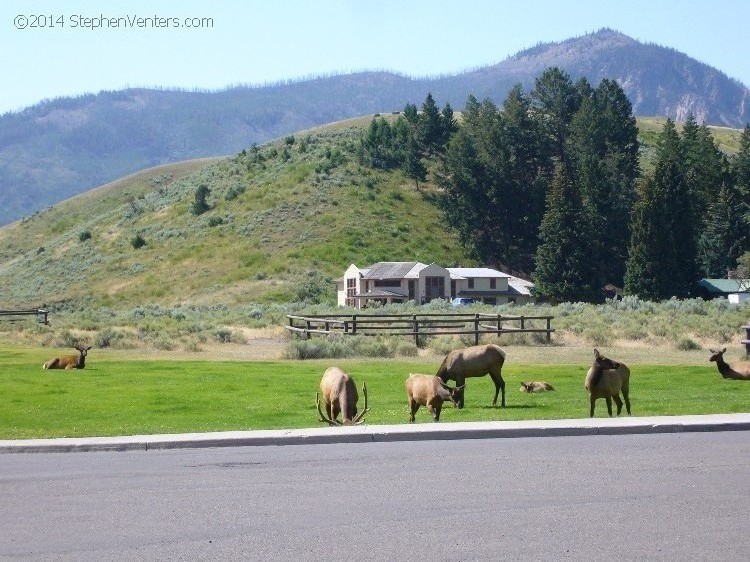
2,347,749,439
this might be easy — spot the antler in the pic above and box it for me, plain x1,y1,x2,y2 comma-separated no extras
316,392,342,426
352,381,370,425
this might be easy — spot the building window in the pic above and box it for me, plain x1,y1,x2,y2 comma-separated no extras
468,278,474,289
346,278,356,306
374,279,402,288
424,276,445,302
490,278,496,289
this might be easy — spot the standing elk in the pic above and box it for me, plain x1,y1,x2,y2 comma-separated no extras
520,381,555,393
316,366,369,425
42,345,92,370
709,348,750,380
405,373,464,422
584,349,631,417
436,344,506,408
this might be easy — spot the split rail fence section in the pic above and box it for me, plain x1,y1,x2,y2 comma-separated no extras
287,312,554,346
0,308,49,325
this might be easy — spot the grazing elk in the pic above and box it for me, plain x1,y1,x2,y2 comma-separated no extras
520,381,555,393
316,366,369,426
405,373,464,423
436,344,506,408
584,349,631,417
42,345,92,370
709,348,750,380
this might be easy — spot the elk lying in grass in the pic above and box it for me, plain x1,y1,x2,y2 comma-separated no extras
436,344,506,408
316,366,369,426
42,345,92,370
709,348,750,380
519,381,555,393
584,349,631,417
405,373,464,422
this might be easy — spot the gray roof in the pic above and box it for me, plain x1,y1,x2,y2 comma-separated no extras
362,262,425,280
355,289,408,299
447,267,510,279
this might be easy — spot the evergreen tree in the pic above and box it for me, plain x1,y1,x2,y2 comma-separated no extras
624,119,696,299
697,183,746,277
534,160,600,303
439,103,458,149
190,184,211,216
624,176,665,300
419,93,443,156
403,136,427,189
570,78,639,288
530,67,584,160
734,125,750,232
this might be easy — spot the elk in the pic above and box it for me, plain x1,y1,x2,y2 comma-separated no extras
520,381,555,393
584,349,631,417
316,366,369,426
708,348,750,380
405,373,464,422
436,344,506,408
42,345,92,370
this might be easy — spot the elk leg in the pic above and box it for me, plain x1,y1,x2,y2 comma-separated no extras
429,404,441,422
409,400,419,423
622,386,631,415
589,395,596,417
490,372,506,407
613,394,623,416
605,397,613,416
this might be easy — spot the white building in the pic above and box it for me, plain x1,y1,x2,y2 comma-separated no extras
336,262,534,309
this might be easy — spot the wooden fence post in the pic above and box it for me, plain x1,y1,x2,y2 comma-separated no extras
305,319,311,340
474,314,480,345
546,317,552,342
352,315,357,336
413,314,419,346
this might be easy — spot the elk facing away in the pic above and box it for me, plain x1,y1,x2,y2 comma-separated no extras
709,348,750,380
316,366,369,425
43,345,92,370
405,373,464,422
584,349,631,417
436,344,506,408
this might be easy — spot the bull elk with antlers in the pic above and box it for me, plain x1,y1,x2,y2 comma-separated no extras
316,366,369,426
43,345,92,370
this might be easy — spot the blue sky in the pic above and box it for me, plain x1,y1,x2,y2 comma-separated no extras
2,0,748,114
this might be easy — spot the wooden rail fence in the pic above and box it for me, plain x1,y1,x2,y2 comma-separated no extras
0,308,49,325
286,312,554,346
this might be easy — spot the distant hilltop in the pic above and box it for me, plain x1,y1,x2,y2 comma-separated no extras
1,28,748,226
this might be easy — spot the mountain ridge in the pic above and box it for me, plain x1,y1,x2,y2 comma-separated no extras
1,28,748,226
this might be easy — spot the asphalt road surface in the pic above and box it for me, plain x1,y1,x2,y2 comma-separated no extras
1,431,749,561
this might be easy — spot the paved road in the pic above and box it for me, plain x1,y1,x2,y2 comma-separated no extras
2,431,749,560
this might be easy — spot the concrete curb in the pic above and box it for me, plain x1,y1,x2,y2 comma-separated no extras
2,413,750,454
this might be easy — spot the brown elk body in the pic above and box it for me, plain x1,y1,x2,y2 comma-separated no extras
405,373,464,422
316,366,369,425
436,344,506,408
520,381,555,393
584,349,631,417
43,345,92,370
709,348,750,380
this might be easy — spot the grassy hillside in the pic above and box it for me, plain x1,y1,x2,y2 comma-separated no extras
0,116,466,310
0,116,743,314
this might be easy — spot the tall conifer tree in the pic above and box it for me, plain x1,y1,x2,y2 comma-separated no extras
534,160,600,303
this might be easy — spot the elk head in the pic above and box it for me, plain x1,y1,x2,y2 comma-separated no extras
316,381,370,426
709,348,727,363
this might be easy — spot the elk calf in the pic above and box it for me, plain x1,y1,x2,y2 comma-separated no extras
316,366,369,426
584,349,631,417
436,344,506,408
709,348,750,380
520,381,555,393
43,345,92,370
405,373,463,423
